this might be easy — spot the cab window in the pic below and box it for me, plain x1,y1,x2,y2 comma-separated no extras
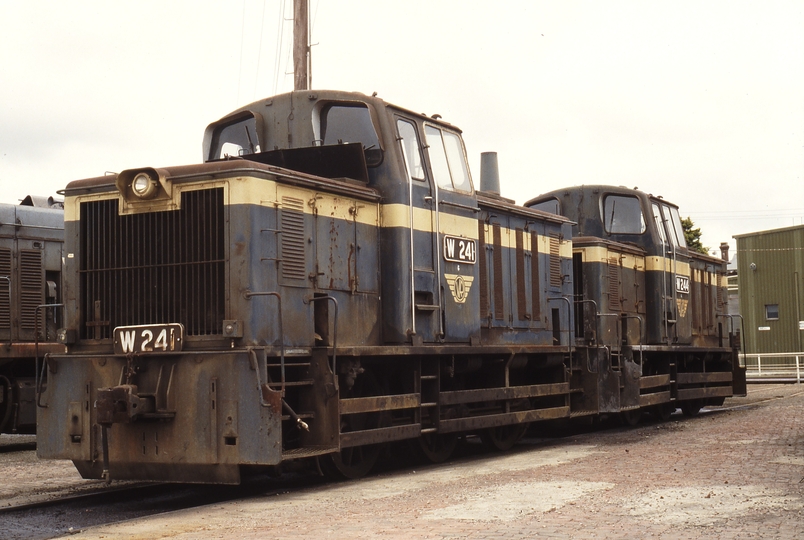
424,125,473,193
602,195,645,234
319,103,382,166
208,115,260,160
651,203,667,245
664,204,686,247
531,198,560,215
397,119,424,181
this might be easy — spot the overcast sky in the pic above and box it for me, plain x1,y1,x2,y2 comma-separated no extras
1,1,802,254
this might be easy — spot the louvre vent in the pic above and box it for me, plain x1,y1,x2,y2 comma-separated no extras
19,250,43,331
549,235,561,288
492,224,504,320
515,229,527,320
530,232,541,321
80,188,225,339
607,256,621,312
478,221,489,318
0,248,10,330
690,270,699,330
280,196,307,281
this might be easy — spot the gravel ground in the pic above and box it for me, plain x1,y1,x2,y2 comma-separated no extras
3,384,803,539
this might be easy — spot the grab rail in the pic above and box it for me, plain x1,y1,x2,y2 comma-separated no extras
34,302,63,408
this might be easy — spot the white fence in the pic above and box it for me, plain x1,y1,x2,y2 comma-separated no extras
741,352,803,384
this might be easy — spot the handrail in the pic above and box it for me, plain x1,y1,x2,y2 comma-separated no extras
721,313,747,359
399,143,417,339
741,352,802,384
622,314,644,377
34,302,64,408
303,295,339,375
244,291,285,393
574,298,599,373
546,296,573,371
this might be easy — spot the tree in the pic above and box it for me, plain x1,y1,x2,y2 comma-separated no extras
681,217,708,254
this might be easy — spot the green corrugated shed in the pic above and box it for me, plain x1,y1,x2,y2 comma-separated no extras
735,224,804,354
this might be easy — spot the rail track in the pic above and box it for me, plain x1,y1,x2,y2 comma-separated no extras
0,384,797,539
0,471,327,540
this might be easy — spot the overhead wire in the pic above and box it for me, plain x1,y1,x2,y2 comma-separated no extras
237,0,247,106
252,0,268,100
272,0,288,95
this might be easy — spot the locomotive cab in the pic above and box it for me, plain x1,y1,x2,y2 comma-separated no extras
527,186,730,348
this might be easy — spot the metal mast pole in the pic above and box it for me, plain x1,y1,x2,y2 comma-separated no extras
293,0,309,91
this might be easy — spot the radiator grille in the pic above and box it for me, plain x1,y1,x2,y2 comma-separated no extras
19,249,44,331
79,188,225,339
0,248,10,329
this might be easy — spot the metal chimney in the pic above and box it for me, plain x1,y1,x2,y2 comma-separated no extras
479,152,500,195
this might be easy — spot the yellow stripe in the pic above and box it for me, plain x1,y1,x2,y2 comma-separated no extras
577,245,645,271
381,203,480,240
643,256,690,276
63,176,566,260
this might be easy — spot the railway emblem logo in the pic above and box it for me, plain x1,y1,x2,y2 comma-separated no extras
445,273,474,303
676,298,688,318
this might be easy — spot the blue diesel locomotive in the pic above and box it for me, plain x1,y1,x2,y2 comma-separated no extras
37,91,745,482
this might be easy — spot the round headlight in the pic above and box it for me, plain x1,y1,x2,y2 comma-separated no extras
131,172,158,199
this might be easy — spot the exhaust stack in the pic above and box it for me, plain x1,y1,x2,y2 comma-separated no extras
479,152,500,196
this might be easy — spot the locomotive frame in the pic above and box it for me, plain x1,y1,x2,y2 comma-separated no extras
37,90,745,483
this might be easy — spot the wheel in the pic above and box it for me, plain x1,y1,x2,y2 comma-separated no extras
323,370,384,479
0,376,13,433
651,403,675,421
620,408,642,426
680,399,703,417
480,422,529,452
324,444,381,479
414,432,458,463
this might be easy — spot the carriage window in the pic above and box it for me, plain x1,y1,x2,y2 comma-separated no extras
424,125,473,193
208,115,260,160
397,119,424,181
531,198,560,215
320,104,382,166
602,195,645,234
765,304,779,320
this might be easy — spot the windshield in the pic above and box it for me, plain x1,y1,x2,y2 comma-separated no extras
207,115,260,161
317,103,382,166
602,195,645,234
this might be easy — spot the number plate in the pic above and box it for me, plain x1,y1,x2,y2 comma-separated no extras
114,323,184,355
443,235,476,264
675,276,690,294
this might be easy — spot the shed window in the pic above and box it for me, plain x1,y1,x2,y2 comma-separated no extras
765,304,779,320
